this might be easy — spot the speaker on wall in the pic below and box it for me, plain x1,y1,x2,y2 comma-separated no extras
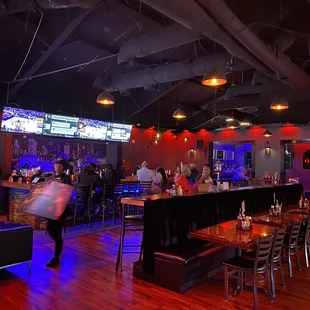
197,140,204,150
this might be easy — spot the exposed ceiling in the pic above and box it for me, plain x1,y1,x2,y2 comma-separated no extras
1,0,310,130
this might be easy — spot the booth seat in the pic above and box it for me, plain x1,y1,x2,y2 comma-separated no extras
0,222,33,270
154,238,235,293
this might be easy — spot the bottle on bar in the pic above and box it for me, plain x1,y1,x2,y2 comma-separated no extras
299,195,304,209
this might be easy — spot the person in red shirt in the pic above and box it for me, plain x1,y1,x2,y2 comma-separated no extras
177,165,206,193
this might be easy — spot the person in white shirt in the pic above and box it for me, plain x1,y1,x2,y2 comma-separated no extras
137,161,154,182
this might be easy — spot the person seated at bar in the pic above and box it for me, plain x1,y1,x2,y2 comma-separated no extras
102,163,117,186
78,163,102,189
189,163,199,184
137,161,154,182
46,158,71,267
177,165,206,193
196,164,214,185
155,167,168,188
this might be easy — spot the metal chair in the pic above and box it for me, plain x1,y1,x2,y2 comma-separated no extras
223,234,274,310
283,221,302,277
270,228,286,297
297,216,310,267
73,183,93,229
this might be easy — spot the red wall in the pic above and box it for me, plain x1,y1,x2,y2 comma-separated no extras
122,127,212,171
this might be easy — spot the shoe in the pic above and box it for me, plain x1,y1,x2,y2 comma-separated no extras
46,257,60,267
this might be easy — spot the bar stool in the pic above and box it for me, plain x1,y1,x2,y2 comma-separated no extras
115,202,144,272
73,183,93,229
101,184,116,224
139,181,152,195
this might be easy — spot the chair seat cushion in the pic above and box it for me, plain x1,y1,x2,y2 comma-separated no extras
223,256,266,271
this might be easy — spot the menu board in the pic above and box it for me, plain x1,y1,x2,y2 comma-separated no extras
1,106,44,135
77,118,107,140
42,114,79,138
106,123,132,142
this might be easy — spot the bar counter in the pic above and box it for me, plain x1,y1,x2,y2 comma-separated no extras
0,180,44,229
133,183,303,280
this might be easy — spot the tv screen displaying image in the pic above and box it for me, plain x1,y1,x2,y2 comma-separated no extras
106,123,132,142
1,106,44,135
42,114,79,138
77,118,108,140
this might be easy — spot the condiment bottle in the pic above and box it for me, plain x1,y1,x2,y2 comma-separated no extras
299,195,304,209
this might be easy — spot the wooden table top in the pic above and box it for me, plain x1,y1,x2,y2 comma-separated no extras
0,180,35,191
120,192,202,206
190,220,277,250
283,205,310,215
252,212,307,226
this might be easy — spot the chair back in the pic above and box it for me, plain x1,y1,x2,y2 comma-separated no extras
128,181,139,194
102,184,115,201
114,184,124,195
271,227,286,262
76,183,93,198
254,233,274,269
139,181,152,195
289,221,301,246
305,216,310,238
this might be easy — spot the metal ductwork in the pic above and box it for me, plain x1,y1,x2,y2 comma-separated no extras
198,0,310,90
0,0,101,15
118,23,202,65
95,53,228,92
142,0,273,77
224,80,288,100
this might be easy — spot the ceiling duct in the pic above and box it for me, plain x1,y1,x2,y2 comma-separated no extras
142,0,273,77
224,80,288,100
95,53,228,91
118,23,202,65
0,0,101,14
198,0,310,90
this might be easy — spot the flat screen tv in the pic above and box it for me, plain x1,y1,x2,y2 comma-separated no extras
106,123,132,142
42,114,79,138
77,118,108,140
1,106,44,135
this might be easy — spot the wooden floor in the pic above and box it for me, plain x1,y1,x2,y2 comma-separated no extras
1,230,310,310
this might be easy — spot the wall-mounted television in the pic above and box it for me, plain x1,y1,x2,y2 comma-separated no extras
42,114,79,138
106,123,132,142
1,106,44,135
77,118,108,140
1,107,132,143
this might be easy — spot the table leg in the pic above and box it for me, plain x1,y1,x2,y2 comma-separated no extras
119,202,125,272
233,248,242,296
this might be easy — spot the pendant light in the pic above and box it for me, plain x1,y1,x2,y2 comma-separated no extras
263,130,272,137
270,98,289,111
173,108,186,119
202,68,227,87
227,120,238,129
97,92,115,105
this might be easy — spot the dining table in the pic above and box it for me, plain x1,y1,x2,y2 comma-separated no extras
252,212,307,227
190,219,278,295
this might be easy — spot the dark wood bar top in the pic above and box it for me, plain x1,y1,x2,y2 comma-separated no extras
121,183,298,207
0,180,35,190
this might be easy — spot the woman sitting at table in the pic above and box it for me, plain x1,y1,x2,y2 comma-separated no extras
177,165,206,193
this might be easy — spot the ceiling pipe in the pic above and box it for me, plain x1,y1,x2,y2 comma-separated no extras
198,0,310,90
224,80,288,100
95,53,229,91
141,0,273,77
118,23,202,65
0,0,101,14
